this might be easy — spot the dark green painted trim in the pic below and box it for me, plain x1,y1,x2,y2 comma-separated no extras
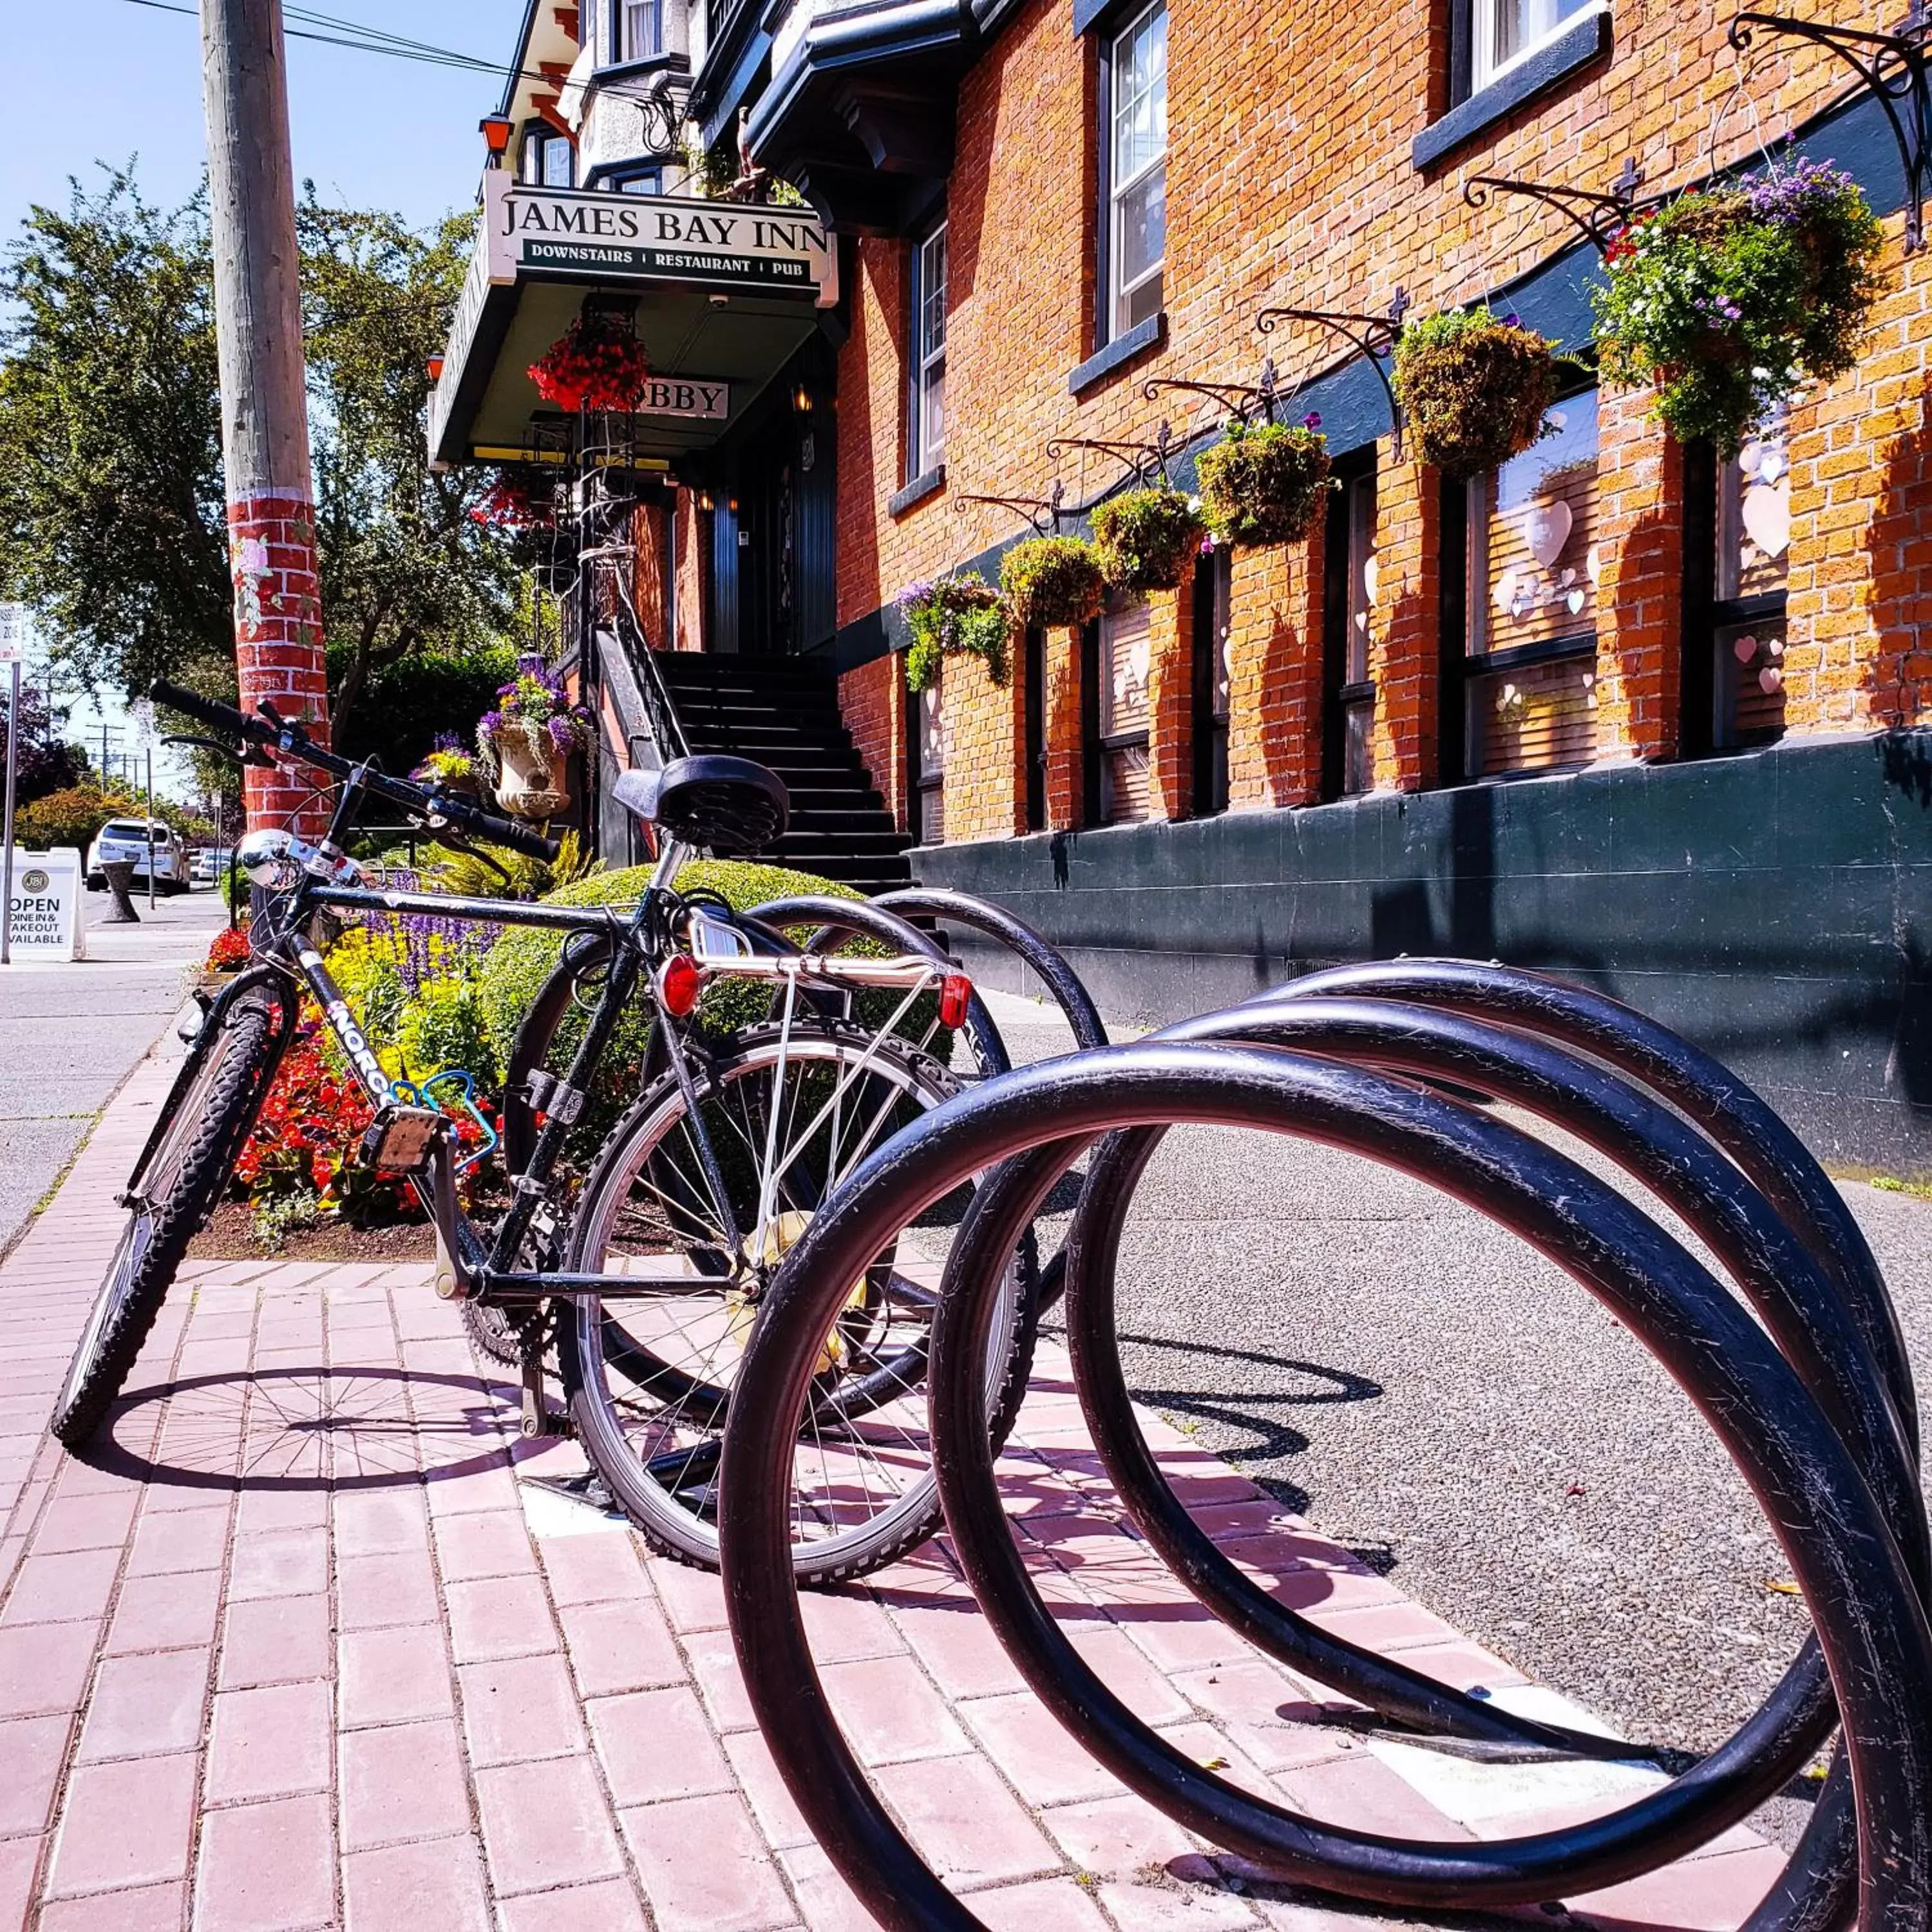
912,734,1932,1171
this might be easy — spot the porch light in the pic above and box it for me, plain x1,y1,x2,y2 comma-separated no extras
792,383,813,415
696,490,715,511
426,354,445,383
479,114,515,158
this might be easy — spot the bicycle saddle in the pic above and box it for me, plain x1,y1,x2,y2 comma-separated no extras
613,755,790,857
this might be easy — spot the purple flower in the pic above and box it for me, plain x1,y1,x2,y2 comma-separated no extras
1302,412,1322,430
431,732,462,753
1744,158,1857,225
895,580,936,614
1502,312,1522,328
545,715,576,753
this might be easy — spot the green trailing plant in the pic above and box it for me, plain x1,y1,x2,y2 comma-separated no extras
1394,308,1562,477
999,536,1106,629
895,573,1011,692
1090,486,1208,592
1593,160,1884,455
1195,419,1332,547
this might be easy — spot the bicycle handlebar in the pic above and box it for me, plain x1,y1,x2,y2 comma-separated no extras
150,680,561,865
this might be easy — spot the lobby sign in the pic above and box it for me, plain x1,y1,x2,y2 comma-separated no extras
635,377,731,422
6,848,84,961
484,174,838,307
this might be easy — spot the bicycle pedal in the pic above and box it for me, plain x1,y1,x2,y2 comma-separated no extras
357,1104,444,1175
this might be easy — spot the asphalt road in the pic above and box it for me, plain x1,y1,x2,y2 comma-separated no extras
981,996,1931,1811
0,882,224,1258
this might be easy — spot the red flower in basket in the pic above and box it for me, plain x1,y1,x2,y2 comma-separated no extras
529,317,649,413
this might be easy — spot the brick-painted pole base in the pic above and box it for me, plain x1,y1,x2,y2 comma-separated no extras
227,491,330,835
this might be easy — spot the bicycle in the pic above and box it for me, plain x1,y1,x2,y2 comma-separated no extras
52,680,1036,1582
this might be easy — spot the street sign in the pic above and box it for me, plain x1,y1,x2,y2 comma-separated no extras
0,605,24,667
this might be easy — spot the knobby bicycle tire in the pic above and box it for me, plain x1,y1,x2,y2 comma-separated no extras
558,1021,1039,1584
50,989,285,1449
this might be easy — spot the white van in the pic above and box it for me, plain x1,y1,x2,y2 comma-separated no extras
85,820,191,895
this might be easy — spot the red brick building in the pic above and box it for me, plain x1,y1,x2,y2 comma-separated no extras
440,0,1932,1165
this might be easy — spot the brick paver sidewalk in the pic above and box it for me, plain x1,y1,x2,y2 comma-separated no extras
0,1050,1786,1930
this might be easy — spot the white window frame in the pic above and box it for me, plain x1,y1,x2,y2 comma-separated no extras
1469,0,1605,95
910,223,947,478
618,0,662,61
1105,0,1166,343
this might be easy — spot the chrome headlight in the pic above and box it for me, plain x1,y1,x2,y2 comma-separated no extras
236,829,298,889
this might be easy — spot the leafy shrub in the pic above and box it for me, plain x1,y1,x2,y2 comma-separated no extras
1090,486,1206,593
896,574,1010,692
1593,162,1884,454
999,537,1106,629
395,974,501,1095
1394,309,1561,477
1195,421,1332,547
327,642,515,777
14,785,193,852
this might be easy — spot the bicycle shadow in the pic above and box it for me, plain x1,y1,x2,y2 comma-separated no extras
77,1363,574,1494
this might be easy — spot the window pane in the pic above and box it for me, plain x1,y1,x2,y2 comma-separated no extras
1105,743,1151,822
1715,617,1788,750
1345,474,1377,685
1101,600,1151,738
622,0,660,57
1468,388,1599,659
918,676,945,775
920,363,945,471
617,172,661,194
1718,417,1790,603
542,138,575,187
1468,657,1596,777
1108,2,1166,340
1115,166,1165,301
1475,0,1598,89
1343,698,1374,795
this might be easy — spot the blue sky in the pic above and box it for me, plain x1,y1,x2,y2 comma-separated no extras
5,2,528,796
5,0,528,235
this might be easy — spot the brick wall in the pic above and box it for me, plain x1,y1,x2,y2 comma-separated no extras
824,0,1932,843
840,656,906,826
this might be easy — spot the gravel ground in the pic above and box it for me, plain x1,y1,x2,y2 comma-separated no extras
980,996,1932,1850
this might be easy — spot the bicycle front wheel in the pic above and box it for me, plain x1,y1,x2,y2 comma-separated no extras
559,1022,1036,1584
50,985,285,1448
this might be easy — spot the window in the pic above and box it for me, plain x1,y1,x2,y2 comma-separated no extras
1095,596,1152,822
1460,385,1599,779
601,166,664,194
909,223,947,478
1191,545,1230,814
912,674,945,845
1685,415,1788,753
522,129,576,187
1469,0,1604,94
1322,463,1378,799
1103,1,1166,343
616,0,662,60
1023,627,1047,832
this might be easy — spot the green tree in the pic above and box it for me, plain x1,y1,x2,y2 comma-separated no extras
0,169,518,739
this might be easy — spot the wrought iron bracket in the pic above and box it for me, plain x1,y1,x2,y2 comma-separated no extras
1141,357,1282,425
1463,156,1647,256
1253,289,1412,459
1730,2,1932,251
952,480,1067,536
1045,424,1178,493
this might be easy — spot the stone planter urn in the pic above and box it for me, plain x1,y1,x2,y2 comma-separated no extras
486,725,574,821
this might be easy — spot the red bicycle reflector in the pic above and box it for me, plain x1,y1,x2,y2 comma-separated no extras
938,973,972,1029
658,954,703,1017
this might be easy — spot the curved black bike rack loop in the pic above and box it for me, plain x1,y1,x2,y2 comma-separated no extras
1053,994,1928,1929
717,1043,1932,1931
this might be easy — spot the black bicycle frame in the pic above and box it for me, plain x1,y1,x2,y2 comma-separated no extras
249,766,719,1307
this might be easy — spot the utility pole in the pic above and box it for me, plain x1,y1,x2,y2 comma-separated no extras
200,0,329,836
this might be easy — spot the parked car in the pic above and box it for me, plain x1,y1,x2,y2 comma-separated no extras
190,847,234,886
85,820,191,895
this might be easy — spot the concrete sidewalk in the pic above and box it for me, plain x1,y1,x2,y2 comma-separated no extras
0,1048,1786,1932
0,887,225,1258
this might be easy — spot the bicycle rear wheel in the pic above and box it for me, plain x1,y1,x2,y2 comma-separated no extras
559,1021,1036,1584
50,986,284,1448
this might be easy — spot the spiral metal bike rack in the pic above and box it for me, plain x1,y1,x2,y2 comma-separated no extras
714,963,1932,1932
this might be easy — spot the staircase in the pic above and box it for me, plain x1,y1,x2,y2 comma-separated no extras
651,652,913,897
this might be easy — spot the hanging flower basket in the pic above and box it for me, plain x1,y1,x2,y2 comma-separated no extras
475,657,592,821
1090,486,1208,593
1195,419,1332,547
469,471,555,531
528,314,650,413
1394,309,1562,477
896,573,1011,692
999,536,1107,630
1593,160,1884,455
